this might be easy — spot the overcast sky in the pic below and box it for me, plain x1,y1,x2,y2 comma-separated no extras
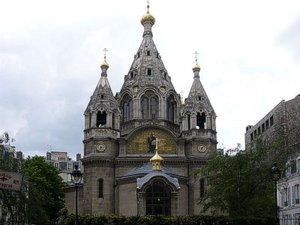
1,0,300,159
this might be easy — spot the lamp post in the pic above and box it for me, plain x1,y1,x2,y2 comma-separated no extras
271,162,281,225
71,164,82,225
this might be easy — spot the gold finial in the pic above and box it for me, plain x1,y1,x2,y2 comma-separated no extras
100,48,109,69
147,0,150,13
150,138,164,171
141,0,155,25
193,51,201,70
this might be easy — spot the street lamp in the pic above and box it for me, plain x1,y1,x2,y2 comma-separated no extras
71,164,82,225
271,162,281,225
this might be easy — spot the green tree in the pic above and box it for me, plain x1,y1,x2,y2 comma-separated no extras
199,139,288,218
0,144,26,224
23,156,65,225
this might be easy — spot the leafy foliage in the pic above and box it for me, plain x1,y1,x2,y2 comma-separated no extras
23,156,66,225
56,213,275,225
198,138,288,218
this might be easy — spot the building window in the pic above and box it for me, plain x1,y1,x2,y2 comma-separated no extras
196,112,206,129
141,91,159,119
167,95,177,123
187,114,191,130
293,184,299,205
112,112,115,129
250,133,253,141
98,178,104,198
121,95,133,123
97,111,107,127
262,123,265,132
270,115,274,126
258,127,261,135
266,120,269,129
291,160,297,174
147,50,151,56
200,178,205,197
147,68,152,76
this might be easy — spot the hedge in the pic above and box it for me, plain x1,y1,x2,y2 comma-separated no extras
57,214,276,225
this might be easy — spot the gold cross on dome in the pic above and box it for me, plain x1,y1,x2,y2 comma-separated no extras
147,0,150,12
103,48,108,60
194,51,199,64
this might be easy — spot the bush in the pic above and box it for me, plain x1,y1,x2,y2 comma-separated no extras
58,214,276,225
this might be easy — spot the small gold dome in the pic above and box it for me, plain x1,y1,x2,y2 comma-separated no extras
141,12,155,25
193,63,201,70
100,60,109,69
150,150,163,171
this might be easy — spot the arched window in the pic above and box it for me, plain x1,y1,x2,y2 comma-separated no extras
97,111,106,127
145,181,171,216
197,112,206,129
98,178,104,198
167,95,177,123
141,91,158,119
121,95,133,123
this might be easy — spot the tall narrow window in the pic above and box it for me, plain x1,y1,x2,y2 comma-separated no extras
200,178,205,197
147,68,152,76
167,95,177,123
112,113,115,129
141,91,158,119
98,178,104,198
187,114,191,130
97,111,106,127
270,115,274,126
197,112,206,129
121,95,133,123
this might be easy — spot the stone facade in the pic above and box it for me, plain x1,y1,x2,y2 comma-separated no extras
65,4,217,216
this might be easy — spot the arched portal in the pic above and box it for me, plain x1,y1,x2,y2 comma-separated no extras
145,180,171,215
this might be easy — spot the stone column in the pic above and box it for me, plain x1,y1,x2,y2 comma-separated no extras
206,114,212,129
91,111,97,128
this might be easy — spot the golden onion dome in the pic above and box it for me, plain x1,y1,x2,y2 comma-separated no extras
150,138,164,171
193,63,201,70
150,150,163,162
141,11,155,25
100,60,109,69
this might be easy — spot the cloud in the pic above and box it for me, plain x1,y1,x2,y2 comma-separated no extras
1,0,300,158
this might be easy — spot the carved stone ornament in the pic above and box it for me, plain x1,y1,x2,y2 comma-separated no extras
96,143,106,152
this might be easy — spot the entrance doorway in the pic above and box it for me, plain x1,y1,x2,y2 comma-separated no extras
145,181,171,215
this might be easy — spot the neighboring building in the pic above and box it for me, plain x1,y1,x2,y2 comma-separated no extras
245,95,300,225
65,3,217,216
0,139,24,224
278,156,300,225
245,94,300,153
46,151,82,183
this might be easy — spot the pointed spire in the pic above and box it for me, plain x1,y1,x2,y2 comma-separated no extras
150,138,164,171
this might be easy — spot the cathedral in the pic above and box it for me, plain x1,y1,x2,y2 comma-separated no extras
65,3,217,216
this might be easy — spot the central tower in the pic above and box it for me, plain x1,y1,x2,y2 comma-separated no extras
80,2,217,216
